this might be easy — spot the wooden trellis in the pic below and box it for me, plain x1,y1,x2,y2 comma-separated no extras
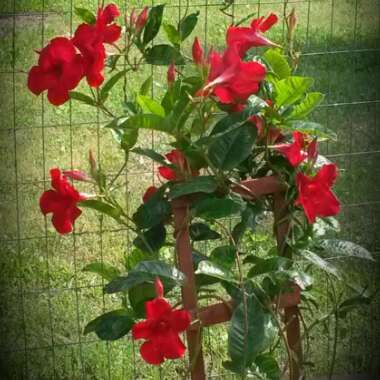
172,176,302,380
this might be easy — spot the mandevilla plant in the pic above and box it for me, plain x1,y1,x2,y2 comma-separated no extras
28,3,374,379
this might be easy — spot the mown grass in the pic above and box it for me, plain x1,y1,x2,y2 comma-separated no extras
0,0,380,379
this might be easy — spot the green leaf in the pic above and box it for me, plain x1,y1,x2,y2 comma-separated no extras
319,239,374,261
247,257,292,277
128,283,156,317
133,224,166,254
163,22,181,46
232,204,260,243
193,196,243,219
133,197,171,229
287,92,324,120
136,95,166,117
189,223,221,241
105,260,185,293
100,69,127,101
145,44,185,66
169,176,218,199
74,7,96,24
82,262,121,282
116,114,168,133
300,250,340,278
125,248,156,271
208,114,256,171
108,122,139,152
195,260,236,283
210,245,236,271
254,353,281,380
274,76,314,108
84,309,134,341
131,147,174,168
179,12,199,41
263,49,291,79
140,75,153,96
228,295,275,371
282,120,337,140
79,199,122,221
143,4,165,45
69,91,97,106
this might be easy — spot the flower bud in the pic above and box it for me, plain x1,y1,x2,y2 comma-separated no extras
129,8,137,29
308,138,318,161
63,170,91,182
192,37,204,66
154,277,164,298
136,6,149,33
167,63,176,86
89,149,97,173
143,186,158,203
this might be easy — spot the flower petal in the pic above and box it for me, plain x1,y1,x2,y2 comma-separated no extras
103,24,122,44
27,66,49,95
51,207,80,234
47,85,70,106
39,190,61,215
169,309,191,332
158,166,176,181
140,340,165,365
159,331,187,360
132,320,153,340
145,297,172,320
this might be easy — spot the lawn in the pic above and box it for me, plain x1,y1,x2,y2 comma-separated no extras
0,0,379,379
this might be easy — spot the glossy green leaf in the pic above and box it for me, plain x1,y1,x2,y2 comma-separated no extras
288,92,324,120
300,250,340,278
143,4,165,45
263,49,291,79
193,196,243,219
208,115,256,171
79,200,122,221
100,69,127,101
82,262,121,282
195,260,236,283
128,283,156,317
247,256,292,277
232,205,260,243
140,75,153,96
254,353,280,380
133,224,167,254
136,95,166,117
84,309,134,340
189,223,221,241
179,12,199,41
105,260,185,293
210,245,236,271
131,147,175,169
145,44,185,66
69,91,97,106
283,120,337,140
116,114,168,133
125,248,156,271
133,197,171,229
228,295,275,371
169,176,218,199
163,23,181,46
274,76,314,108
319,239,374,261
74,7,96,24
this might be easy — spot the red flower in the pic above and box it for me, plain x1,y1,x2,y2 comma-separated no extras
132,278,191,365
167,63,176,85
275,131,308,167
72,3,121,87
143,186,158,203
27,37,84,106
295,164,340,224
227,13,279,57
40,168,88,234
158,150,199,181
203,43,266,104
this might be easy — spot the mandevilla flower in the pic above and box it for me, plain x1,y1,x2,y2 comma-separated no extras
27,37,84,106
202,43,266,105
72,3,121,87
158,150,199,181
132,277,191,365
227,13,279,57
295,164,340,224
142,186,158,203
275,131,308,167
40,168,89,234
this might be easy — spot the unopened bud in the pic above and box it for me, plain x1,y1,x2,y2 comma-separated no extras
136,6,149,33
167,63,176,86
192,37,204,66
154,277,164,298
63,170,91,182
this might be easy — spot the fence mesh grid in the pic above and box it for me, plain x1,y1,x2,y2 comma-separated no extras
0,0,379,379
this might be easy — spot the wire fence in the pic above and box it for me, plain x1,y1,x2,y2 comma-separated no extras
0,0,379,379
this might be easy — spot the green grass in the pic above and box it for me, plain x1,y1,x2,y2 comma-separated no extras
1,0,380,379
